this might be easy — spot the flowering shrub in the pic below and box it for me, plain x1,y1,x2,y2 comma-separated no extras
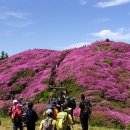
0,41,130,128
33,103,46,115
90,110,126,129
106,110,130,129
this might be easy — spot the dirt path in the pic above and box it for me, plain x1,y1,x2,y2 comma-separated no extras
0,124,81,130
0,126,27,130
0,125,6,130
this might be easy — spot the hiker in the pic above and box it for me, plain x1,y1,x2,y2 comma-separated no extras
46,99,59,120
7,100,18,117
65,96,76,121
60,89,67,103
11,102,23,130
106,38,110,42
26,102,38,130
49,78,56,87
39,109,57,130
49,89,57,104
18,96,28,115
18,96,26,106
17,96,28,125
56,89,68,112
56,97,63,112
51,101,59,119
56,106,73,130
11,92,15,100
79,94,92,130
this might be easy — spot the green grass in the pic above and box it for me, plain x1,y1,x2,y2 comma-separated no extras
59,78,85,97
33,90,50,103
94,45,110,51
9,69,35,85
0,117,120,130
103,59,112,66
11,83,27,94
42,78,85,99
89,126,120,130
111,100,128,108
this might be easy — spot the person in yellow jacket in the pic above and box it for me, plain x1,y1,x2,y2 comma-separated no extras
39,109,57,130
56,108,73,130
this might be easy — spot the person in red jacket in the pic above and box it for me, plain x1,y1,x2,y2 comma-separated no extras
12,103,23,130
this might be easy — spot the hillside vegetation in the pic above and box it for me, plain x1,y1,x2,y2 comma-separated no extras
0,41,130,129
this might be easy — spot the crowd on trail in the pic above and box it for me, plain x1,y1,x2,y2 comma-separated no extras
48,60,61,90
4,90,92,130
2,57,92,130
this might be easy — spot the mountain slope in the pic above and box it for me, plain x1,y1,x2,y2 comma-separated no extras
0,41,130,128
0,41,130,101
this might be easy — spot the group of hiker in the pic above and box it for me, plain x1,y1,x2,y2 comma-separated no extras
7,90,92,130
45,89,92,130
7,96,38,130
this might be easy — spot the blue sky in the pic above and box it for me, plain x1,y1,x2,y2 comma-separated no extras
0,0,130,56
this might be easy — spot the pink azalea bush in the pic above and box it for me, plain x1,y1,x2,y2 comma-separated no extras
0,41,130,128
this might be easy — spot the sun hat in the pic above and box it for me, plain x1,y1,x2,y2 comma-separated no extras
13,99,18,104
19,96,23,99
16,104,22,108
46,109,52,115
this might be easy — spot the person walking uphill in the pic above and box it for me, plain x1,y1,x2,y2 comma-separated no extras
56,106,73,130
11,103,23,130
39,109,57,130
26,102,38,130
79,94,92,130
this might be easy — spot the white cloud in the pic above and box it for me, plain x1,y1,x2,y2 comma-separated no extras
55,41,90,50
80,0,87,5
96,0,130,8
0,10,32,27
65,41,90,49
5,12,28,19
0,11,28,20
94,18,111,23
92,28,130,41
6,20,32,27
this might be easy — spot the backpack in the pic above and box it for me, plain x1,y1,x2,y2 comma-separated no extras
42,117,53,130
7,106,12,116
26,109,38,123
11,108,22,122
82,101,91,115
22,111,28,124
67,97,76,109
7,105,16,117
56,112,68,130
53,108,58,119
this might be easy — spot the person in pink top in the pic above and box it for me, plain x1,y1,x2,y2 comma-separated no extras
11,100,23,130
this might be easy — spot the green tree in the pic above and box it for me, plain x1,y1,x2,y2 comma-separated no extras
0,51,9,59
5,53,8,58
1,51,5,59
